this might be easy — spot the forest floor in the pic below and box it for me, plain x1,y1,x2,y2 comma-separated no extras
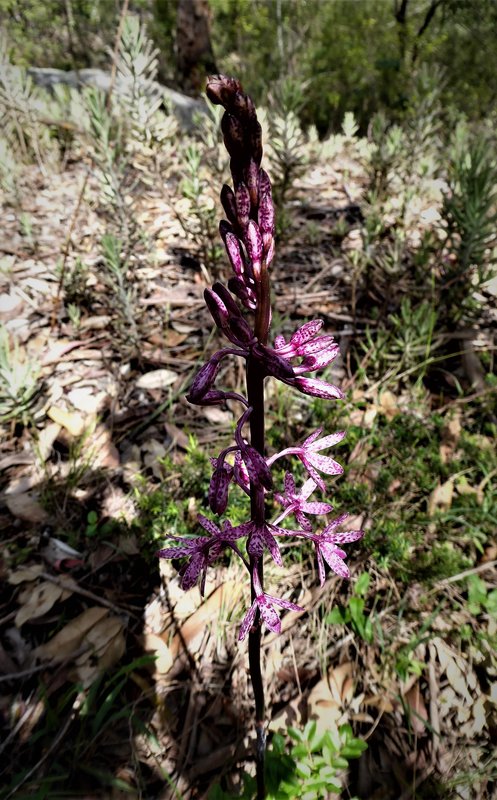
1,126,497,800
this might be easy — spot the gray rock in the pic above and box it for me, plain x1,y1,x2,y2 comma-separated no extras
28,67,206,130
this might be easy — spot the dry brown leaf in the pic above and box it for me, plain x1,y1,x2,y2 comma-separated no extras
135,369,177,390
15,581,64,626
37,422,62,461
378,390,399,420
143,632,174,674
307,662,354,738
35,606,109,661
8,564,44,584
203,406,232,425
404,683,428,736
67,386,107,413
363,694,395,713
88,424,120,469
41,340,85,365
6,493,48,523
165,422,190,450
432,637,473,703
71,615,126,686
428,479,454,516
47,405,86,436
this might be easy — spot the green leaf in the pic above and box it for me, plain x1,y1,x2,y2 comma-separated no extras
354,571,370,596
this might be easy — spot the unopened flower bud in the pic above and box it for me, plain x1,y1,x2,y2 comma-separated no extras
246,159,259,209
228,276,256,309
235,182,251,228
204,288,228,328
242,446,273,490
209,465,231,514
258,170,274,242
245,220,263,278
212,282,241,318
206,75,241,107
221,185,237,225
225,232,245,277
229,316,254,344
187,357,220,402
254,344,294,380
222,113,245,159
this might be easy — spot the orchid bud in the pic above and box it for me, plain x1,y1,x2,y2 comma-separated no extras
206,75,241,107
246,159,260,209
290,319,324,348
258,169,275,243
212,282,241,318
245,220,263,278
224,232,245,277
242,446,273,490
204,287,228,328
209,465,231,514
187,356,221,402
254,344,294,380
222,113,245,159
229,316,255,344
235,182,251,228
221,185,237,225
228,276,256,309
250,121,263,166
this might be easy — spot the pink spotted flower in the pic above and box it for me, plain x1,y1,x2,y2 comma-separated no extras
303,513,364,586
157,514,249,595
238,568,303,641
274,473,333,531
267,428,346,491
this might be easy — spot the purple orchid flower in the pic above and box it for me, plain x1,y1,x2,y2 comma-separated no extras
244,519,301,566
238,568,304,641
274,473,333,531
267,428,346,491
300,513,364,585
157,514,249,595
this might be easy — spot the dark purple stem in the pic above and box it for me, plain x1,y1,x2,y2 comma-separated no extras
247,334,269,799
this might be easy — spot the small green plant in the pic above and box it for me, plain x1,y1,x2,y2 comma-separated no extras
466,575,497,618
209,722,366,800
177,142,223,276
326,572,376,644
0,326,42,424
99,233,139,346
441,121,497,323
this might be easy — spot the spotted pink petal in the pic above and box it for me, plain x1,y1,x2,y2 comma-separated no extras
270,596,305,613
327,529,364,544
322,512,349,533
295,510,313,531
298,346,340,372
301,501,333,515
316,548,326,586
181,552,206,590
238,601,257,641
307,431,346,451
258,595,282,633
198,515,221,537
302,428,323,448
306,452,343,476
284,472,296,495
296,334,336,357
300,477,318,500
320,545,350,578
290,319,323,348
294,377,344,400
301,459,326,491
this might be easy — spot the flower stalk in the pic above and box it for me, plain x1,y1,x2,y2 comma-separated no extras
158,75,364,799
